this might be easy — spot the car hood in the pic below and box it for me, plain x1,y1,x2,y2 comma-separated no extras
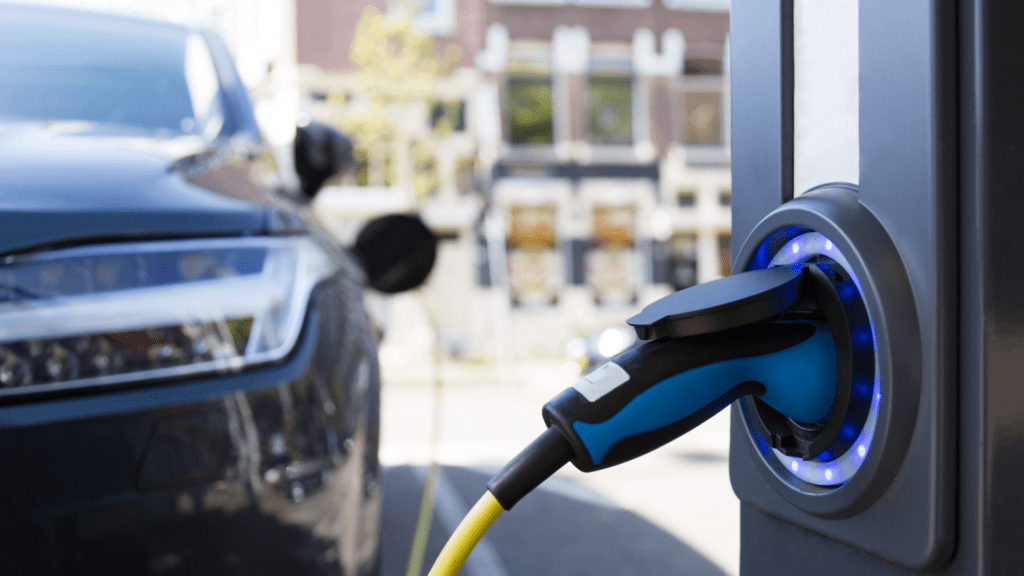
0,122,271,255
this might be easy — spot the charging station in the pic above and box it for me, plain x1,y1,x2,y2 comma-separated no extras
730,1,1024,573
422,4,1024,574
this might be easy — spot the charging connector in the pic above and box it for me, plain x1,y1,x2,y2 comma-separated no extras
487,321,836,510
426,265,847,575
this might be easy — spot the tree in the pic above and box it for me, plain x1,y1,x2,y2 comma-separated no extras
338,3,460,200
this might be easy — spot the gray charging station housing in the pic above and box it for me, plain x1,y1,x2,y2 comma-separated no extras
730,0,1024,574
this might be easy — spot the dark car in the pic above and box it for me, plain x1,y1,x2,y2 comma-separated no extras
0,4,435,574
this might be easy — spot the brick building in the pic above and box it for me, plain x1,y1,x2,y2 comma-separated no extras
301,0,732,360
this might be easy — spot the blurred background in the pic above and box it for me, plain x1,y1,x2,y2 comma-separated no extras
15,0,735,572
25,0,732,368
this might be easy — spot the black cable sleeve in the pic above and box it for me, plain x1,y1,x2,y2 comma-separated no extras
486,426,574,511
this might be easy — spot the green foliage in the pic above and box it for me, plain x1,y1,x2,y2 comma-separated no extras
349,4,452,108
354,148,369,186
340,2,460,196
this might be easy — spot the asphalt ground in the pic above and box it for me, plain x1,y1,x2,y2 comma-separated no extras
377,361,740,576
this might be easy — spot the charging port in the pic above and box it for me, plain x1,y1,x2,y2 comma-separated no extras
741,229,879,490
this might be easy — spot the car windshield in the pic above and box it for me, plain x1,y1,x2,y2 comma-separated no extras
0,7,223,137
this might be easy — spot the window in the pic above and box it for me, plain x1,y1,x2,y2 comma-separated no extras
507,205,561,306
593,206,636,248
718,232,732,277
589,206,638,306
508,75,554,145
0,26,213,136
719,190,731,206
508,205,557,250
588,74,632,145
684,57,724,76
684,89,724,146
669,232,698,290
430,99,465,132
677,189,697,207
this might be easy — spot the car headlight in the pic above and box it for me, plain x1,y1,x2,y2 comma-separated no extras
0,236,336,396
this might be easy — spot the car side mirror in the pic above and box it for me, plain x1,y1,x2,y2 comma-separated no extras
294,122,354,197
352,214,438,293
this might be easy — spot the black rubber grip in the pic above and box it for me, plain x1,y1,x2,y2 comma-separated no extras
486,427,574,511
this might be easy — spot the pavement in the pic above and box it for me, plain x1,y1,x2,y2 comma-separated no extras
377,359,740,576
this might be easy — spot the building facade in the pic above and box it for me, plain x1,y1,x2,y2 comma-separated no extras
300,0,732,361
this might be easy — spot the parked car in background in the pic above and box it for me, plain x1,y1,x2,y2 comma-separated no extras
0,3,436,574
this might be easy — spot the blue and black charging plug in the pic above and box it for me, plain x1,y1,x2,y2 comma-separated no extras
486,263,855,510
425,262,859,575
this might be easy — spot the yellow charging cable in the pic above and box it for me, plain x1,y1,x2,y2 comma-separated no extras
425,427,574,574
404,291,447,576
426,491,504,576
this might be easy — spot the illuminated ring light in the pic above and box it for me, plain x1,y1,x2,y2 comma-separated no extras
764,231,880,487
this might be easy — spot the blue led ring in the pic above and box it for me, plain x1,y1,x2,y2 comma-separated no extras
766,232,881,486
